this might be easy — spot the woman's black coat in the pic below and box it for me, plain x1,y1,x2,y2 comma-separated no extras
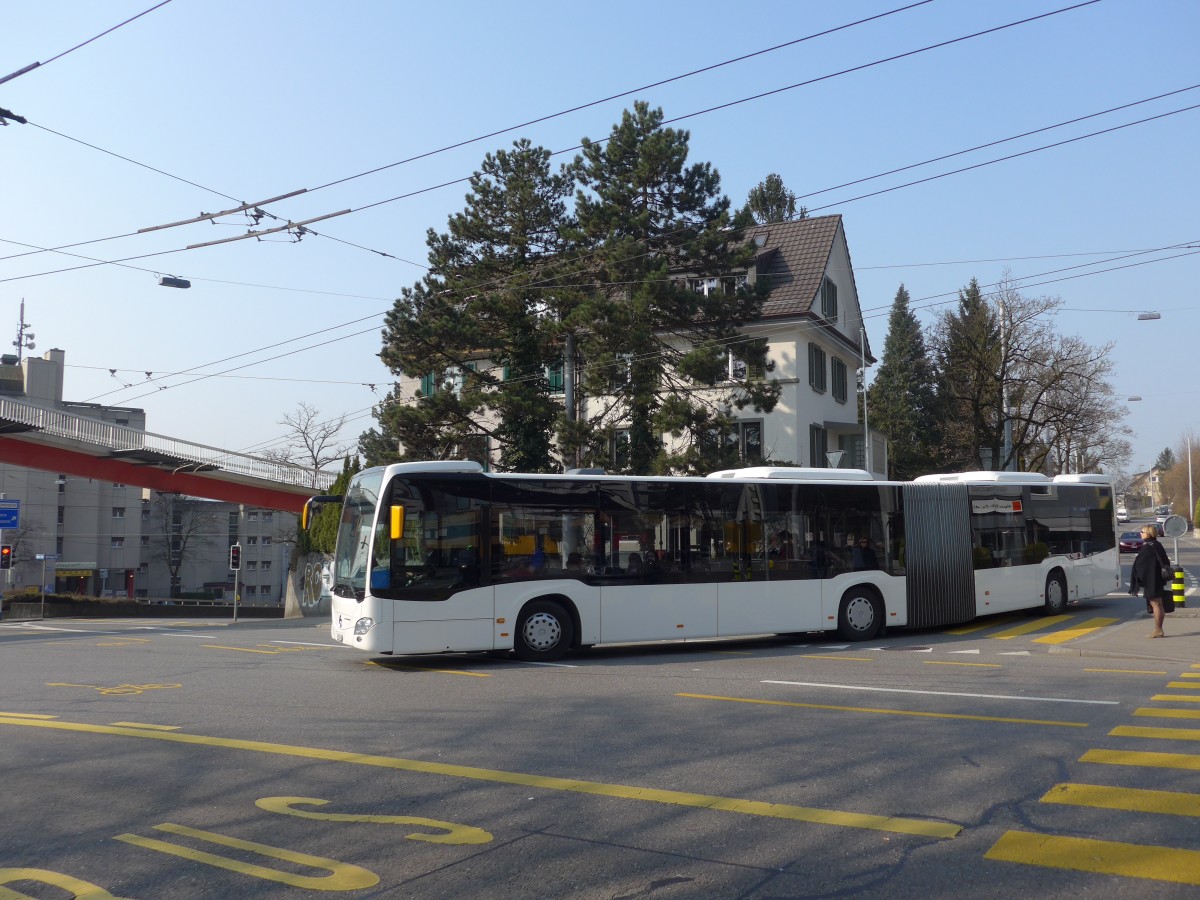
1130,537,1170,599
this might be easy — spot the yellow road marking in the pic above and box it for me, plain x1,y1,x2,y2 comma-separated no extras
988,615,1072,640
47,682,181,696
799,654,875,662
1177,673,1200,678
677,693,1086,728
1165,683,1200,691
1041,782,1200,816
1153,694,1200,703
0,714,959,839
1081,749,1200,771
713,650,754,655
110,722,181,731
923,660,1002,668
1032,617,1118,644
1134,707,1200,720
985,831,1200,885
202,644,282,654
256,797,492,844
370,663,491,677
115,823,378,891
1110,725,1200,741
1086,668,1167,675
0,712,56,719
943,615,1022,636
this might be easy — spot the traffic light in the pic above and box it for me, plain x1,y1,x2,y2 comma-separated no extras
229,544,241,571
0,545,10,569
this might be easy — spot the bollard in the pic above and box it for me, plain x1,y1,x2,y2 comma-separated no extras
1171,565,1186,610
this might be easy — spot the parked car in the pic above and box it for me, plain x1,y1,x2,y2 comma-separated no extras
1119,531,1145,553
1116,506,1129,523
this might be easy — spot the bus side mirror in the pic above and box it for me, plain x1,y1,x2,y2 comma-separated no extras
390,505,405,540
301,495,343,530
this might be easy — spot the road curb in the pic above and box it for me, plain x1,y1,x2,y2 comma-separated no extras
1047,645,1197,664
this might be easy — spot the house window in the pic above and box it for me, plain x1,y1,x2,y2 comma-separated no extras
112,507,125,519
247,536,259,546
449,363,475,398
821,277,838,322
111,537,125,549
610,429,630,469
244,585,257,596
138,562,149,573
735,421,763,462
247,511,258,521
57,506,65,525
56,537,64,555
263,512,273,523
261,560,272,571
142,507,150,520
261,584,272,596
246,561,258,571
115,418,129,426
609,353,632,392
546,360,565,394
419,371,439,397
140,536,150,547
808,344,827,393
112,482,126,488
58,476,66,494
809,424,829,467
831,358,848,404
726,348,765,382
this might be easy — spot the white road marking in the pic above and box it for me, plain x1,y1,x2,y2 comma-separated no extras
999,651,1032,656
761,680,1118,705
949,649,981,654
269,640,335,647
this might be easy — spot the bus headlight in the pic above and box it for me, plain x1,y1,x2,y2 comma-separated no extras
353,617,376,635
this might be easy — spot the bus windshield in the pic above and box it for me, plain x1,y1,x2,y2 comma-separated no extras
332,469,384,599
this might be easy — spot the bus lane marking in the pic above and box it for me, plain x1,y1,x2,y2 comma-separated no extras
1086,668,1168,675
0,714,960,839
799,655,875,662
1164,682,1200,691
679,693,1087,728
762,680,1118,705
988,615,1073,640
924,660,1001,668
985,831,1200,886
366,661,491,677
256,797,492,844
1040,782,1200,817
1031,617,1119,644
114,823,379,891
1081,749,1200,771
110,722,182,731
942,615,1023,636
0,868,132,899
1152,694,1200,703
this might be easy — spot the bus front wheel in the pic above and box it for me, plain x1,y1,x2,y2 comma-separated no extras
515,600,573,662
837,588,883,641
1043,571,1068,615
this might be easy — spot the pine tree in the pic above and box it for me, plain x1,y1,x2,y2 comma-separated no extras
569,102,779,474
929,278,1003,470
866,285,938,479
370,139,578,472
744,172,802,224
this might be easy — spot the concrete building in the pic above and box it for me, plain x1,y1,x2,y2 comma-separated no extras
0,349,294,601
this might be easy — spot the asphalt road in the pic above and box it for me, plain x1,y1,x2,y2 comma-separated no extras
1,586,1198,898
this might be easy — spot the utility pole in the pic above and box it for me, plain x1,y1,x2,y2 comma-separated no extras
13,299,34,362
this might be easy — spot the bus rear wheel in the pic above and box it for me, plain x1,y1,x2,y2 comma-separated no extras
837,588,883,641
515,600,573,662
1043,571,1068,615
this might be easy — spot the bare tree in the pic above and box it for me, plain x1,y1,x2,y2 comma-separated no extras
146,494,218,598
264,403,350,487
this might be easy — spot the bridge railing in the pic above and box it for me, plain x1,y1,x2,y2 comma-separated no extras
0,396,334,490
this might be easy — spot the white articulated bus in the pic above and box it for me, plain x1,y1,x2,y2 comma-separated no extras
309,461,1119,661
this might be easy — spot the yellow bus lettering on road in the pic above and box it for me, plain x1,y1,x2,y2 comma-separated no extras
114,823,378,891
257,797,492,844
0,868,132,899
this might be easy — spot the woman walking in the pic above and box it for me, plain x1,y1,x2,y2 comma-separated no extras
1130,524,1172,638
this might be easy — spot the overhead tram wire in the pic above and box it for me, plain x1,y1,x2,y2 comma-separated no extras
3,0,1111,282
0,0,175,87
0,1,932,268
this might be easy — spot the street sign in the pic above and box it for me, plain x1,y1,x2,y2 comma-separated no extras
1163,514,1188,539
0,499,19,529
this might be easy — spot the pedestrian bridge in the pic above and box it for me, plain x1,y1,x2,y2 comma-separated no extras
0,395,333,512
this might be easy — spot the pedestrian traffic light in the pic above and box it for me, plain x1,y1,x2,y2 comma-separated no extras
229,544,241,571
0,545,10,569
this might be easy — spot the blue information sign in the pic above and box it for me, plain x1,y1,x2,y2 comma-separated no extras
0,499,19,529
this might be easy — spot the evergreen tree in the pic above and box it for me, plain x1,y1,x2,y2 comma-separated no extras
569,102,779,474
866,284,938,479
300,456,362,555
369,139,578,472
929,278,1003,470
744,172,802,224
1155,447,1176,471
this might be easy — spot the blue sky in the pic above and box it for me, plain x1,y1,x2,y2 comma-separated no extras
1,0,1196,475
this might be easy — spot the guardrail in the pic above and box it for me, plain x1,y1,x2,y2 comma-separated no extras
0,396,334,490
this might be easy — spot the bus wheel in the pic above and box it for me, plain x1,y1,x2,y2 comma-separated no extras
515,600,573,662
1043,571,1068,615
837,588,882,641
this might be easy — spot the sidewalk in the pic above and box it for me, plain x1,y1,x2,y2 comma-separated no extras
1048,591,1200,665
